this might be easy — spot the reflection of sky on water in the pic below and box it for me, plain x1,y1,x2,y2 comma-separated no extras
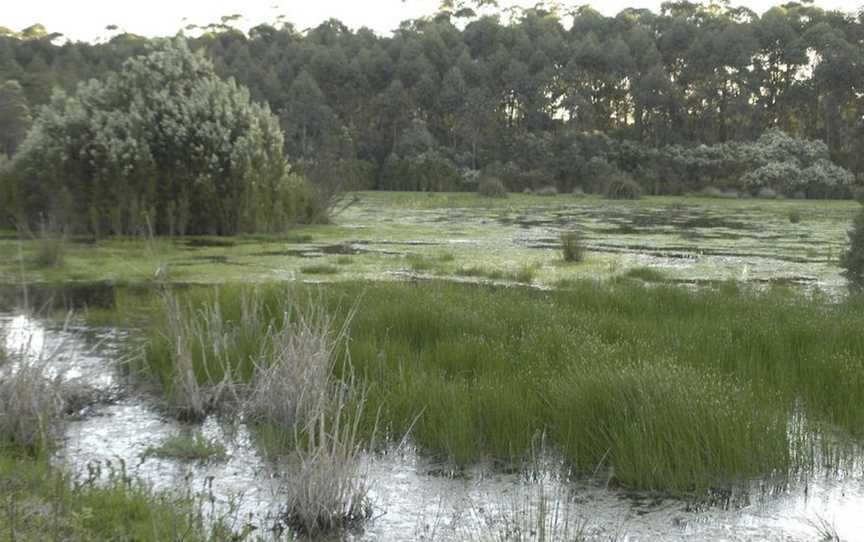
3,312,863,541
3,314,45,358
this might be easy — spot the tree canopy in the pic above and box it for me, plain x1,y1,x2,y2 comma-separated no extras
0,1,862,202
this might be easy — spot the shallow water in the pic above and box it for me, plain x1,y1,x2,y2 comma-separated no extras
3,314,864,541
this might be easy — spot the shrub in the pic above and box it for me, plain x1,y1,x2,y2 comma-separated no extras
571,186,586,197
560,231,584,263
535,186,558,197
840,206,864,293
605,173,642,200
477,176,508,198
7,39,297,236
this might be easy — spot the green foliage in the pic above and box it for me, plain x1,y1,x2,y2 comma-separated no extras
4,4,864,198
840,206,864,292
6,39,301,236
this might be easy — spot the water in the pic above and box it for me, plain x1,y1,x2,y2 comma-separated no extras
3,314,864,541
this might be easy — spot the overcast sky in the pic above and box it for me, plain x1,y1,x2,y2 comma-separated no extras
4,0,861,43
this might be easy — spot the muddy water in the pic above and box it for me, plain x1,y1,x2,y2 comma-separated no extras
3,314,864,541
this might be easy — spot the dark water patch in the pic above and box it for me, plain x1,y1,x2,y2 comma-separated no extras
174,256,248,267
254,249,314,258
679,216,751,230
0,281,118,311
354,240,442,247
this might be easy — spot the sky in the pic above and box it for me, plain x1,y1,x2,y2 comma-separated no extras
3,0,861,43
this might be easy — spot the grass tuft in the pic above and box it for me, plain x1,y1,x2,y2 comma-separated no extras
144,431,227,463
560,231,584,263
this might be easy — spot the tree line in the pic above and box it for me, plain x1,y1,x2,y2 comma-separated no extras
1,1,863,215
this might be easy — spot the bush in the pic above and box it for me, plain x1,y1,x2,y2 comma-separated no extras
561,231,584,263
477,176,508,198
788,208,802,224
841,206,864,293
605,173,642,200
535,185,558,197
7,40,296,236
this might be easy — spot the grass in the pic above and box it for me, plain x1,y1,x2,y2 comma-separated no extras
0,452,244,542
144,431,227,463
620,266,667,283
133,279,864,494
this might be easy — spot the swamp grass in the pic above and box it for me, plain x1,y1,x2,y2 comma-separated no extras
134,279,864,493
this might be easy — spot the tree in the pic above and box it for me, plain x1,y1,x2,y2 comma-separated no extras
6,39,302,236
0,80,30,156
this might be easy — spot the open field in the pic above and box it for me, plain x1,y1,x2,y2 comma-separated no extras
0,192,858,292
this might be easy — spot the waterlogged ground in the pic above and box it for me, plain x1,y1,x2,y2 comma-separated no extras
3,312,864,541
1,193,858,292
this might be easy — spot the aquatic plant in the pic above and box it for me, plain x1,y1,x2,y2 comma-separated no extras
144,431,227,463
560,231,584,263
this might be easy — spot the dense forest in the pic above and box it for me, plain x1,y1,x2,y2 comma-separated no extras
1,0,864,232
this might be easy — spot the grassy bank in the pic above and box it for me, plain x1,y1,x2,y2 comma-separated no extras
133,279,864,493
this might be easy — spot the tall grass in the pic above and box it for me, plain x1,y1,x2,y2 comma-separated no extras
0,357,65,453
138,280,864,493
